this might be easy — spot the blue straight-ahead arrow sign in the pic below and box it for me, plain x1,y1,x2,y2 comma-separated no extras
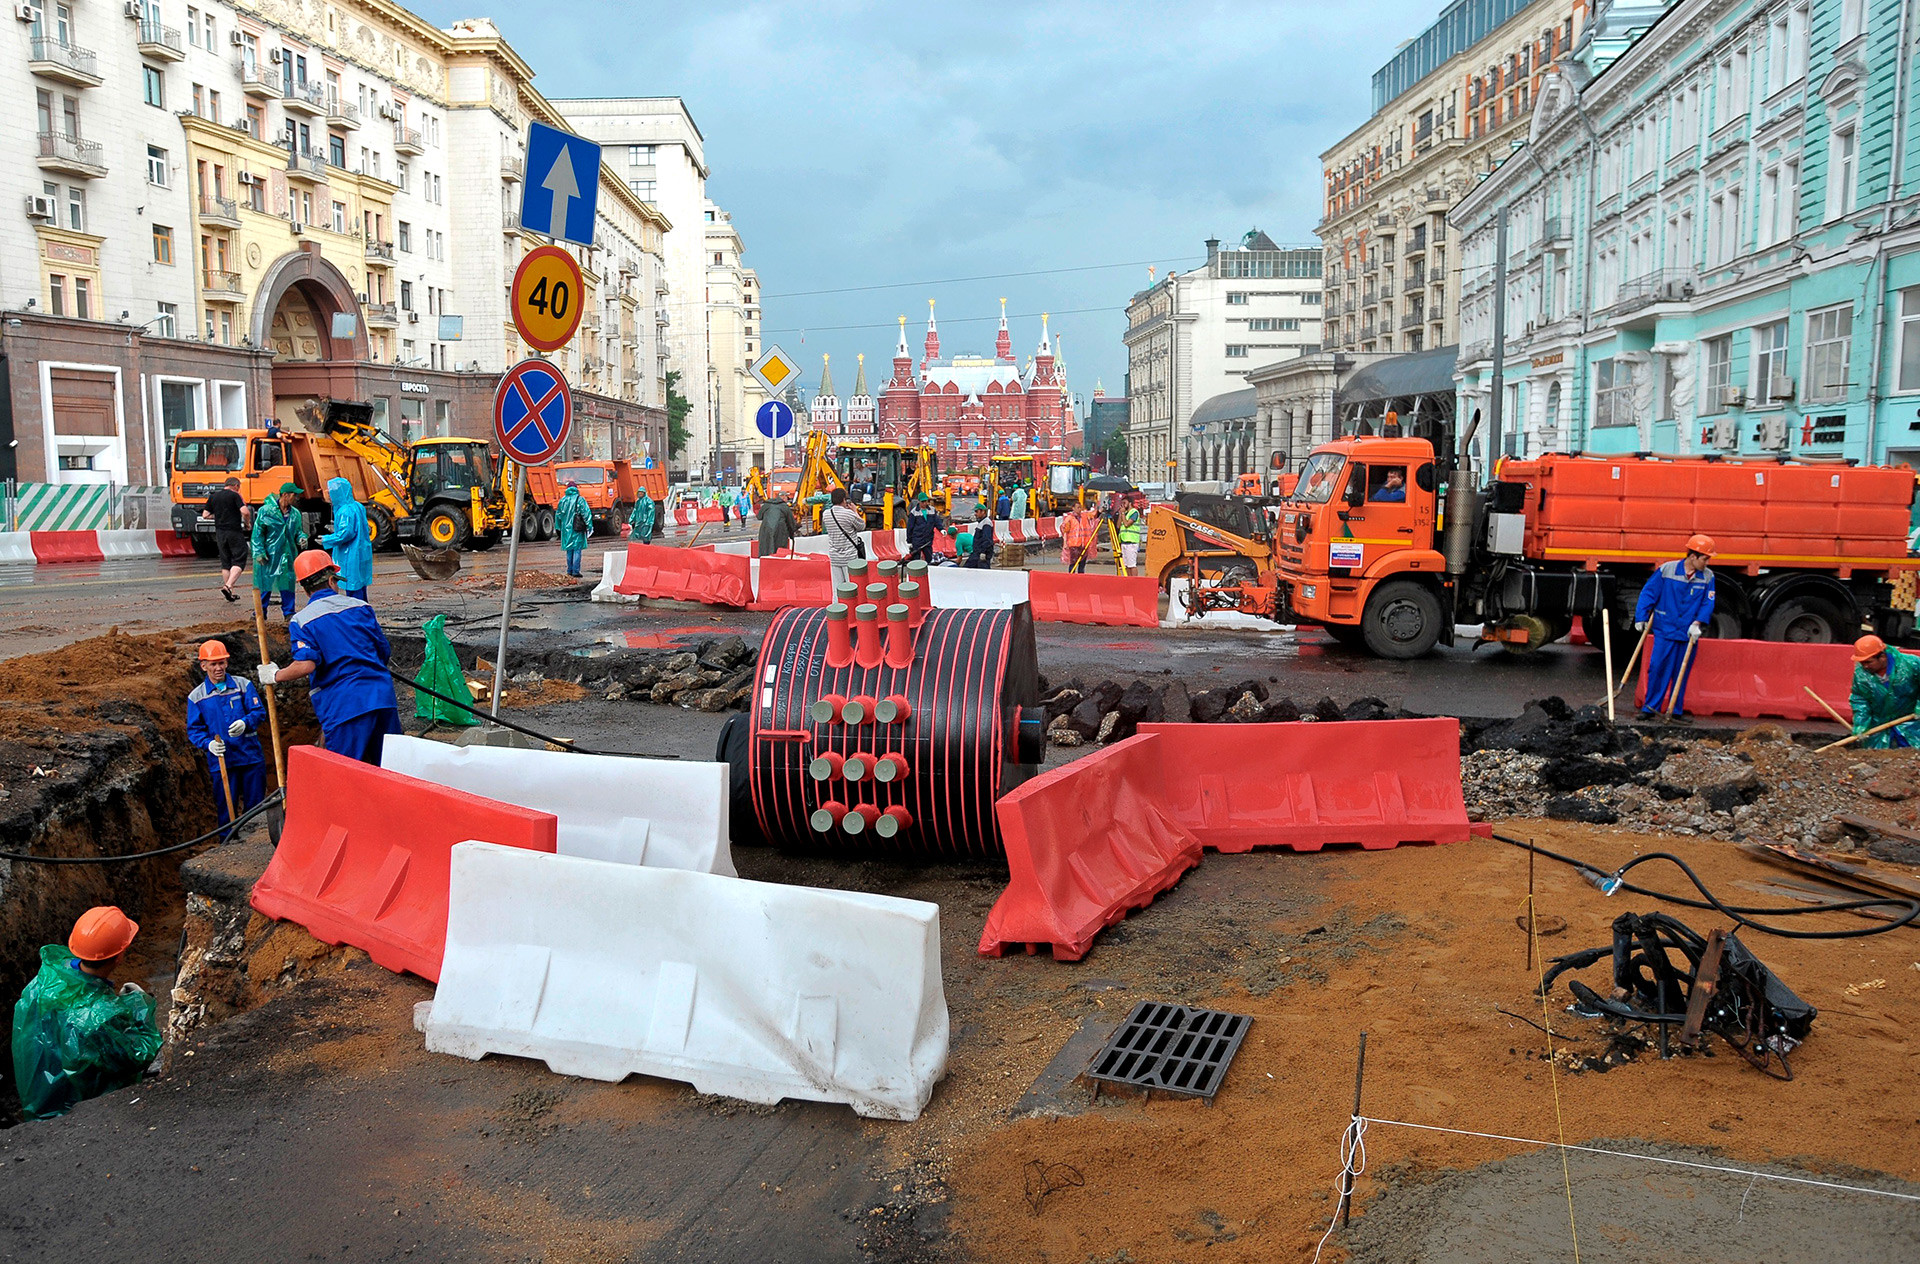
520,120,602,247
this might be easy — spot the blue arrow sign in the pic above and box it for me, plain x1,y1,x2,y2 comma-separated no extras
520,121,602,248
493,359,573,465
755,400,795,440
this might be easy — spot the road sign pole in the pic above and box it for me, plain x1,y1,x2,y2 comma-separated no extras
489,459,529,719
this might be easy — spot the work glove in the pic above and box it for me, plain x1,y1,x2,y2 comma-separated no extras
119,981,146,996
257,662,280,686
1688,621,1702,640
1634,620,1647,632
226,718,247,737
208,739,226,757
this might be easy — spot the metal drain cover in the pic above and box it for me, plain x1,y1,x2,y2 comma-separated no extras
1084,1001,1252,1101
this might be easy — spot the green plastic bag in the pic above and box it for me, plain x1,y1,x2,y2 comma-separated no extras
11,944,163,1121
413,614,479,727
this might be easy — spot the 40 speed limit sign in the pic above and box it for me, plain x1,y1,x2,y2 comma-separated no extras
510,245,586,352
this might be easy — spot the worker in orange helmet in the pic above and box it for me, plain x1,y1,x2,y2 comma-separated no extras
11,907,163,1120
185,638,267,826
1847,634,1920,748
1634,533,1717,722
256,549,401,763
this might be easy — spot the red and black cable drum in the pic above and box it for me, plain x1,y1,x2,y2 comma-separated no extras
748,602,1044,858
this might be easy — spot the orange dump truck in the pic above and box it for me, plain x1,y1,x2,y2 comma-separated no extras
1271,436,1917,658
519,459,667,538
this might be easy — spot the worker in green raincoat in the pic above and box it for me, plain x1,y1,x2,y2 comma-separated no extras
557,482,592,578
628,492,658,544
12,906,163,1121
251,482,306,618
1848,635,1920,748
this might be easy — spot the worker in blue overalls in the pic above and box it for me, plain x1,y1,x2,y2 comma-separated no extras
256,550,402,764
1635,533,1717,722
184,638,267,826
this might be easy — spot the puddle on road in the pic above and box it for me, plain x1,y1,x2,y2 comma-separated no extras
570,626,719,654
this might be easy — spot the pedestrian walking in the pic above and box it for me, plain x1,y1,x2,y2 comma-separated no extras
557,482,592,578
10,907,163,1121
257,550,402,764
250,482,305,618
200,476,249,603
185,639,267,827
822,487,866,588
757,494,796,555
1847,635,1920,748
1634,533,1716,721
628,492,658,544
317,477,373,602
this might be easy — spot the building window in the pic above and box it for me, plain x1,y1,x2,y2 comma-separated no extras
1828,126,1857,219
1701,335,1732,413
628,179,656,201
1754,320,1789,401
628,144,654,165
152,225,173,264
187,5,199,45
1803,305,1851,402
1841,0,1868,41
1226,292,1249,305
397,221,411,252
64,185,84,232
1302,291,1321,304
155,302,177,338
1594,358,1633,426
73,277,90,320
1225,345,1248,358
48,274,65,317
400,280,413,311
143,65,164,109
328,134,346,167
246,178,265,212
1898,289,1920,393
146,145,168,186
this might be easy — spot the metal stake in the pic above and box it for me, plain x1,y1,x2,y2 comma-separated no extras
1337,1030,1369,1230
490,460,528,718
1527,838,1537,970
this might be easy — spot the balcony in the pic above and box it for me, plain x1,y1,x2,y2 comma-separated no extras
135,21,184,61
325,97,360,129
202,270,244,302
1614,267,1698,313
1539,216,1572,248
364,302,398,327
285,150,328,181
282,80,327,116
36,131,105,177
1404,268,1425,293
655,307,670,325
1422,186,1449,209
28,37,101,87
1374,215,1396,233
392,125,424,155
1406,225,1428,255
239,63,280,97
1362,258,1378,275
1402,310,1424,330
198,194,241,227
365,240,395,266
502,156,524,183
503,212,522,234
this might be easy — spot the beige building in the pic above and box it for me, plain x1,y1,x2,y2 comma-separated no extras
1318,0,1590,356
704,201,766,477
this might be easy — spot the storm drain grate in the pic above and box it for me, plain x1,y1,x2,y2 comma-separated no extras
1084,1001,1252,1102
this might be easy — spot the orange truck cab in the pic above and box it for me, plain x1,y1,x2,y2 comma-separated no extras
520,458,665,539
169,427,399,556
1273,436,1917,658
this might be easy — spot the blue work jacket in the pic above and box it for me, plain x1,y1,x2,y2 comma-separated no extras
1635,558,1716,640
289,590,399,731
185,677,267,767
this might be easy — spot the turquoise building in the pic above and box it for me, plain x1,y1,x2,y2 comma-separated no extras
1452,0,1920,477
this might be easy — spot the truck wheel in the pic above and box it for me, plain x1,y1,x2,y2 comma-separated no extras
190,535,219,559
536,508,556,541
519,507,540,540
470,530,501,551
1762,596,1845,643
1361,580,1443,659
368,506,397,552
423,507,470,551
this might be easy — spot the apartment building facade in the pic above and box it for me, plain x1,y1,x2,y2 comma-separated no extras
704,200,767,477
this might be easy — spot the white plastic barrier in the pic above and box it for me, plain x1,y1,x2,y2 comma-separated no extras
590,550,638,603
926,565,1030,609
0,532,33,564
94,529,162,559
787,535,831,555
711,540,753,556
380,734,734,876
419,842,948,1120
1161,578,1291,631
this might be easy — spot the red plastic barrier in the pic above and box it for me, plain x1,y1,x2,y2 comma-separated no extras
30,531,104,563
1138,718,1474,851
1035,517,1060,540
980,733,1202,961
933,531,957,558
751,553,834,611
613,541,754,607
1634,636,1855,721
868,530,903,561
1027,571,1159,628
157,530,197,557
249,746,557,981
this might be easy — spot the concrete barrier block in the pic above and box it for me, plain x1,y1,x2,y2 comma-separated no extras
95,529,162,559
0,532,33,564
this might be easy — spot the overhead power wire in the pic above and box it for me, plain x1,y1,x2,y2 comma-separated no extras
762,303,1118,337
1493,832,1920,939
764,257,1206,300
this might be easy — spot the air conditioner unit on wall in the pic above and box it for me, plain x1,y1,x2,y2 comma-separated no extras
1716,385,1745,408
1709,417,1736,448
237,171,257,185
407,312,419,323
228,29,244,45
1768,374,1796,402
267,48,282,63
378,103,397,120
123,1,142,19
15,3,37,20
24,193,55,220
1755,415,1789,449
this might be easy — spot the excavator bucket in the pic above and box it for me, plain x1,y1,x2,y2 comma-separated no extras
403,543,462,582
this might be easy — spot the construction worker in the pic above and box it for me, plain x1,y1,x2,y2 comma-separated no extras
11,906,163,1120
1009,483,1029,523
965,503,996,569
257,550,401,764
1116,497,1144,573
906,493,941,564
995,487,1013,521
251,482,306,618
628,491,658,544
199,475,249,603
1635,533,1717,722
556,481,592,578
317,477,373,602
757,492,796,555
1062,505,1097,574
185,639,267,827
1847,635,1920,748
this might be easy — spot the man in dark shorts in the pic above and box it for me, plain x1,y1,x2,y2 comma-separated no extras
201,477,249,602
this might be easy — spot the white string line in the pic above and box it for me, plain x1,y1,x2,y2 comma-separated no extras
1361,1117,1920,1204
1311,1116,1370,1264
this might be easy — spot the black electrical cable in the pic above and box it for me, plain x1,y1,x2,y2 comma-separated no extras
393,670,680,760
0,790,284,865
1494,831,1920,939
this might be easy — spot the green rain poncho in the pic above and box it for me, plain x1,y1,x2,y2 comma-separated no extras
250,493,306,592
11,945,163,1120
1849,649,1920,749
628,495,658,544
556,486,592,551
412,613,478,727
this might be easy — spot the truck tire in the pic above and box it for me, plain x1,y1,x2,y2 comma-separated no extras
519,507,540,540
536,507,556,541
190,535,219,559
471,530,501,551
1361,580,1444,659
1761,596,1845,643
368,505,398,552
422,506,470,551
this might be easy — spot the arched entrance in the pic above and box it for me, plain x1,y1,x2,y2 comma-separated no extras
250,244,367,363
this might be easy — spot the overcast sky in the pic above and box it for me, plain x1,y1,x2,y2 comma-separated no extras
418,0,1440,410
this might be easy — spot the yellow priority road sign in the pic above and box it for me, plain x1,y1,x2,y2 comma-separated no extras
511,245,586,352
750,344,801,397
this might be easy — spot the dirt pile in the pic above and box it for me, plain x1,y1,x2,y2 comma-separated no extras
1039,674,1394,747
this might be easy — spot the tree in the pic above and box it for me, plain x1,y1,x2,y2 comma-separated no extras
665,370,691,459
1102,427,1128,477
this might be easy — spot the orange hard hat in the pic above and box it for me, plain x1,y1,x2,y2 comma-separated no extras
1854,634,1888,663
69,906,138,962
197,639,230,661
293,549,337,582
1685,533,1716,558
